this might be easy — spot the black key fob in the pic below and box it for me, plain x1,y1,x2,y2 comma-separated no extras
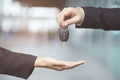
59,28,69,42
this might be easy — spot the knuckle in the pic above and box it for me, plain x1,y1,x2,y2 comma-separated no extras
76,16,80,21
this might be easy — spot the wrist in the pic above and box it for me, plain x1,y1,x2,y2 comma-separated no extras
34,58,44,67
76,7,85,26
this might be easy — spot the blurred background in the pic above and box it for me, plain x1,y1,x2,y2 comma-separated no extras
0,0,120,80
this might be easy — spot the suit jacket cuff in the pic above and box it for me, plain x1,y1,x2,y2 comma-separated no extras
76,7,103,29
0,47,37,79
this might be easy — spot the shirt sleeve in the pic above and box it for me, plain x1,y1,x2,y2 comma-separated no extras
76,7,120,30
0,47,37,79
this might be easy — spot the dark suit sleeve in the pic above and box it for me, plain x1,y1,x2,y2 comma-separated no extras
76,7,120,30
0,47,37,79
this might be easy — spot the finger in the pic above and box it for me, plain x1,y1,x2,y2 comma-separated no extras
64,15,80,27
54,60,85,67
72,60,85,67
75,60,85,65
65,60,85,69
51,60,85,71
57,8,73,28
57,8,68,27
57,13,64,27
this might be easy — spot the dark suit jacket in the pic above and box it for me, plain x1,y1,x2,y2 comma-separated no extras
0,47,37,79
76,7,120,30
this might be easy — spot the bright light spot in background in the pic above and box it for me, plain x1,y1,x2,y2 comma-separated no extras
2,0,21,16
1,0,60,33
10,1,21,16
28,19,43,33
28,7,60,18
28,19,58,33
28,7,60,33
2,18,12,32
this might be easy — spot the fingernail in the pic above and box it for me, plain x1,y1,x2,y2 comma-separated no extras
61,22,66,29
61,22,65,27
64,22,67,27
